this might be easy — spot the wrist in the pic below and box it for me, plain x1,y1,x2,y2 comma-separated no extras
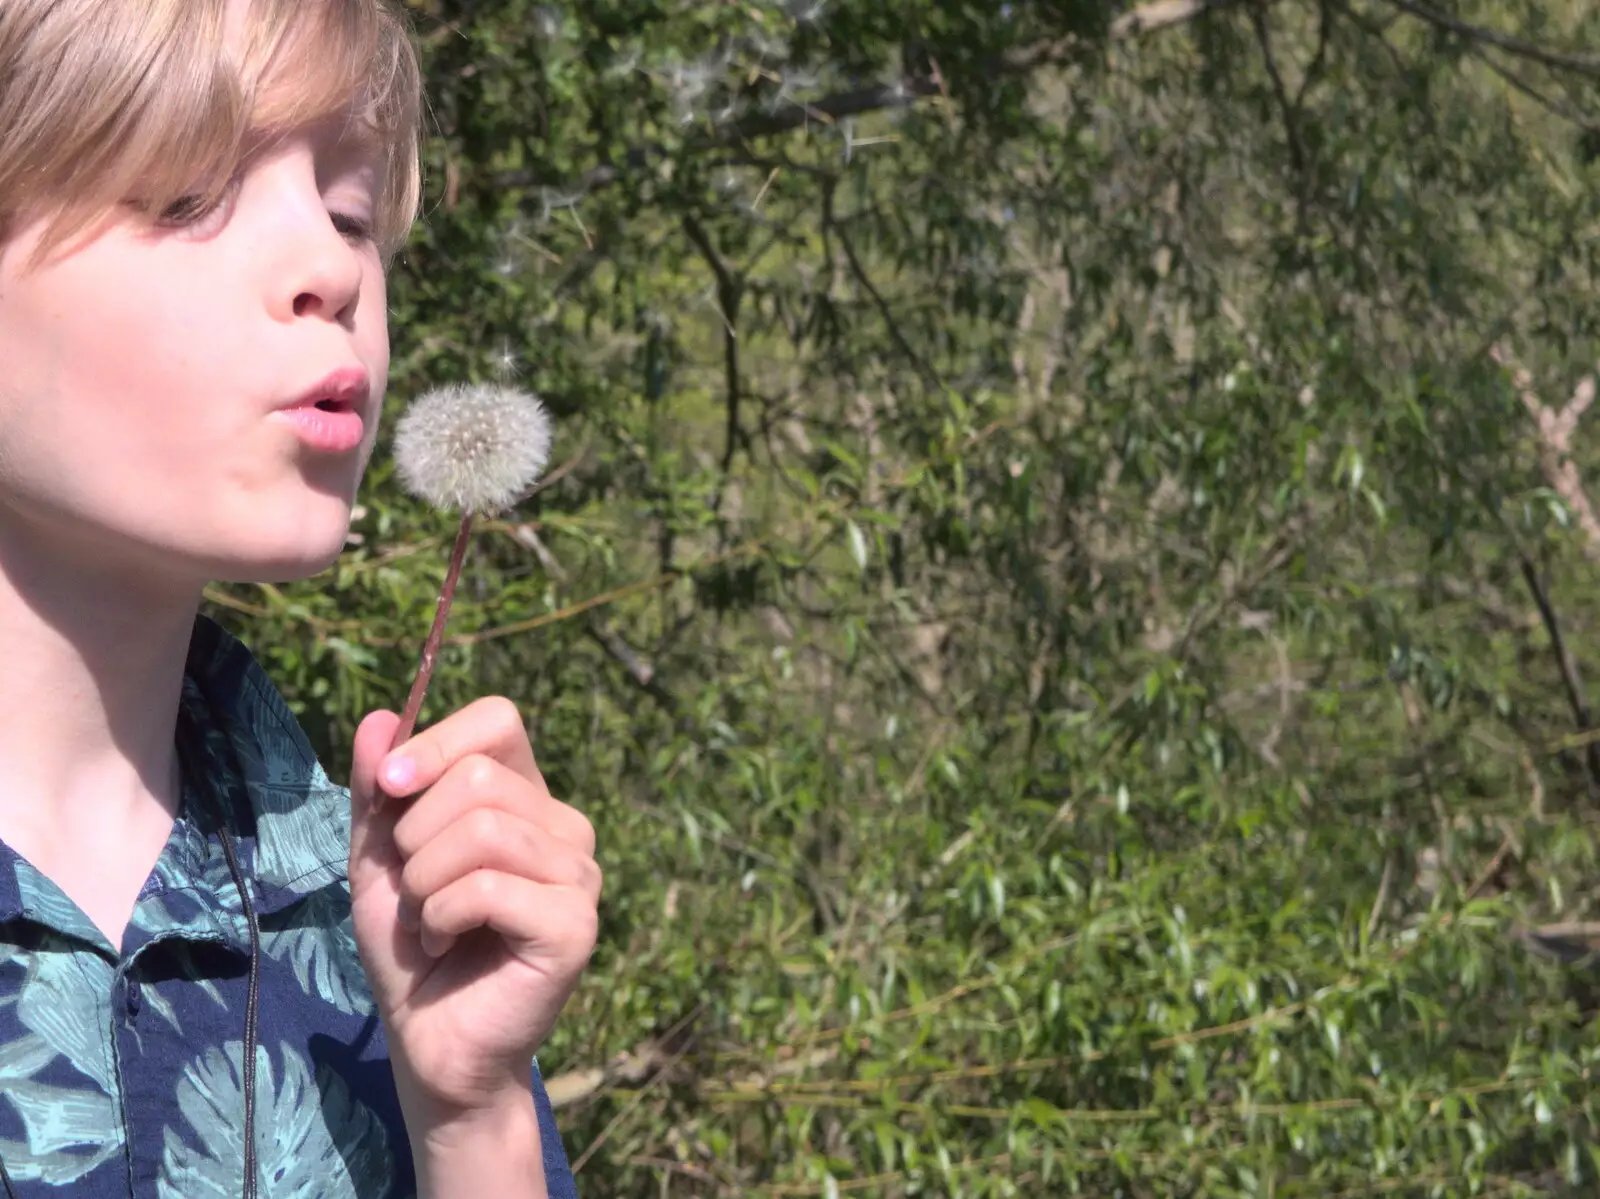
405,1086,547,1199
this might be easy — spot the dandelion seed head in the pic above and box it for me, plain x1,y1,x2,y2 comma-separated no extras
393,383,553,514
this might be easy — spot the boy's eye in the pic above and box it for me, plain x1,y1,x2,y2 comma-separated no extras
157,194,218,225
151,178,239,231
330,213,375,243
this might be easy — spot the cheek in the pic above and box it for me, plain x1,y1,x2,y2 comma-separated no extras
0,257,254,529
17,256,235,418
363,268,391,365
358,274,391,449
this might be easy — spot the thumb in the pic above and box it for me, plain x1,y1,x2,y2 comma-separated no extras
349,707,404,814
346,710,433,1012
348,708,405,891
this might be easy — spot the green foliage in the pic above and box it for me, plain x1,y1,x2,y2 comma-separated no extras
208,0,1600,1193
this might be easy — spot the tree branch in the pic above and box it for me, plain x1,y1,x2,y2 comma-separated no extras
823,187,939,389
585,624,679,713
1517,555,1600,800
1381,0,1600,78
504,521,683,714
1110,0,1241,38
1493,347,1600,562
682,214,746,478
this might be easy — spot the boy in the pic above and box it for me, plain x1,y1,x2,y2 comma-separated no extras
0,1,598,1195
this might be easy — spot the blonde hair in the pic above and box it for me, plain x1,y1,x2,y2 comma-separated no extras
0,0,423,264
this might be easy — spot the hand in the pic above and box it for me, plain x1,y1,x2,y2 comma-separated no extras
346,697,601,1124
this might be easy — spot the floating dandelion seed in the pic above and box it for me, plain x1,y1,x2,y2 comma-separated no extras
387,384,554,747
491,339,521,380
606,48,642,79
533,5,561,39
781,67,818,95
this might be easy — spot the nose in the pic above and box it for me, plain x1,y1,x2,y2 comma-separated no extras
269,187,365,326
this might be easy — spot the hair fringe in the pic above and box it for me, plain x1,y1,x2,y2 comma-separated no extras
0,0,422,264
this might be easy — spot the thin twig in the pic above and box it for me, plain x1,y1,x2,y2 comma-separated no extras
1463,831,1514,903
1517,555,1600,798
571,1003,706,1174
1382,0,1600,78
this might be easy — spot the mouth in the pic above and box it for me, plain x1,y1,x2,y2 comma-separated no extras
285,366,371,416
276,366,372,454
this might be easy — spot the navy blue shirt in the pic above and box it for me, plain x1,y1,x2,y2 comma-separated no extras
0,615,577,1197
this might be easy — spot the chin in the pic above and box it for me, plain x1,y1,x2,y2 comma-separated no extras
205,519,354,583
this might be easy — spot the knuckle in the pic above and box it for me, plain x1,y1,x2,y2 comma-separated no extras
565,808,597,855
465,754,499,796
550,892,599,960
570,900,600,954
469,806,502,846
482,695,523,735
580,855,604,899
470,870,501,905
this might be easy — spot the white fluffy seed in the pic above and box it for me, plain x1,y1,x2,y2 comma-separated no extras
392,383,553,514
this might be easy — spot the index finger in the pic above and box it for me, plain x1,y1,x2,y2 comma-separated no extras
378,695,541,799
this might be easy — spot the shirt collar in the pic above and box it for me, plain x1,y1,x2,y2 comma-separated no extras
0,614,348,946
178,614,353,917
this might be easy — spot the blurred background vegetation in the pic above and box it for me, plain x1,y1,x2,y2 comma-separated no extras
207,0,1600,1193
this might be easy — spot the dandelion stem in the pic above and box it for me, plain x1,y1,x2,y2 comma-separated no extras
392,511,475,748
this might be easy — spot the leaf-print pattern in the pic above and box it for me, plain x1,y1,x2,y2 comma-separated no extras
251,773,350,899
0,948,124,1186
16,947,115,1093
0,1131,120,1189
7,1079,120,1159
261,889,373,1015
158,1041,392,1199
132,848,248,948
11,862,102,952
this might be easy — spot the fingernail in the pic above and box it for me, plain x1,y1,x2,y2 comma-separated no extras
382,756,415,791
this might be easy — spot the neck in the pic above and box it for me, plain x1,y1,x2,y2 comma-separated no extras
0,513,201,851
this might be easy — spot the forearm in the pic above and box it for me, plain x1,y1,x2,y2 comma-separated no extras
405,1088,549,1199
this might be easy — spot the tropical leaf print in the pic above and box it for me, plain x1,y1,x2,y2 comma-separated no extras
16,946,115,1093
11,860,101,951
251,768,351,898
158,1040,393,1199
134,845,250,948
0,944,124,1184
261,889,374,1016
